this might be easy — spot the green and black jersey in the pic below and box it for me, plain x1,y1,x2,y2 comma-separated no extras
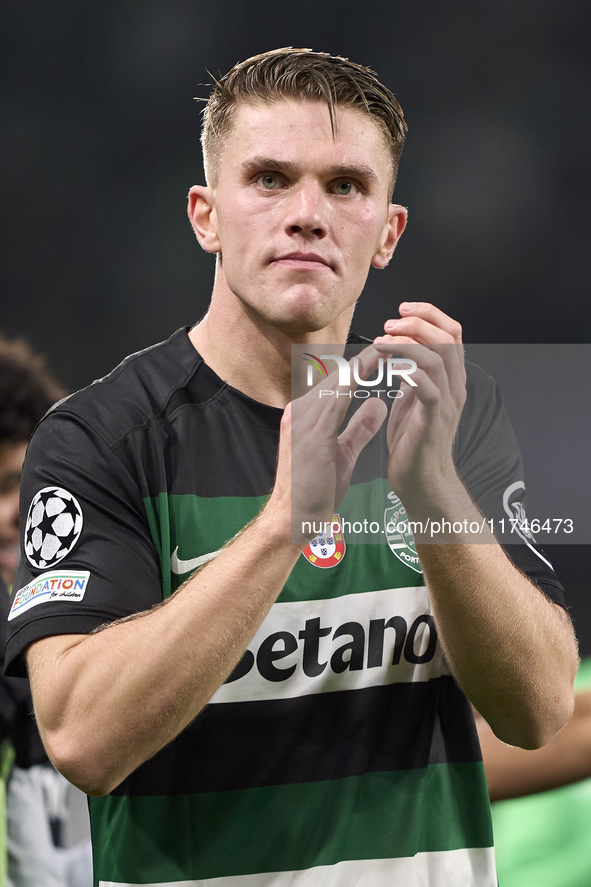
6,328,566,886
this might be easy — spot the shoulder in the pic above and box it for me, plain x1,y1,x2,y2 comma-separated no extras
42,328,216,447
453,359,520,478
458,360,504,436
464,359,498,406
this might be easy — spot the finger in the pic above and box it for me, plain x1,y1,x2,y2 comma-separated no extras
378,303,462,351
376,340,467,421
386,384,416,447
393,302,463,343
291,364,351,436
337,397,387,480
380,317,457,346
338,396,387,455
293,343,384,433
373,336,466,392
289,346,386,500
372,339,453,392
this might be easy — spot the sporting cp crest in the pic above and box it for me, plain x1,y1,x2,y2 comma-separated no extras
302,514,346,568
384,495,422,574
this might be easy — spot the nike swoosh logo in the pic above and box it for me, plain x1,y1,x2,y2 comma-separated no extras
170,546,222,575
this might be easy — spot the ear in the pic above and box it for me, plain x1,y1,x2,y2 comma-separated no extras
371,205,407,269
187,185,221,254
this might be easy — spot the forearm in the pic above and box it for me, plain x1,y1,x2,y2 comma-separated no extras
408,483,577,748
478,690,591,800
27,503,302,796
379,303,577,746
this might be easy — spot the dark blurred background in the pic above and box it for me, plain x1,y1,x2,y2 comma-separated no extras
2,0,590,647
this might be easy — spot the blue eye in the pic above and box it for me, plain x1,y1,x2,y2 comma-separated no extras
260,174,278,189
335,181,354,195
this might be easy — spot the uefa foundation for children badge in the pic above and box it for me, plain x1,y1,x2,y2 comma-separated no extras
302,514,346,568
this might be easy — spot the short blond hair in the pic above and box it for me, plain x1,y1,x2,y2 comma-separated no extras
200,47,407,195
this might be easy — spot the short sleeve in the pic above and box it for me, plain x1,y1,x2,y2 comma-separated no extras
455,363,567,609
4,410,163,676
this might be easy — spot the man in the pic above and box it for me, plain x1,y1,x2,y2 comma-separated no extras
0,334,92,887
481,659,591,887
0,336,64,590
4,49,577,886
0,334,64,887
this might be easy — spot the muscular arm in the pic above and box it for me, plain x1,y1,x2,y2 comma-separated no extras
376,302,578,748
27,501,301,796
415,533,576,748
26,368,386,797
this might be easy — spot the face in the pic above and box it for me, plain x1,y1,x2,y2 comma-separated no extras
0,440,27,587
189,99,406,337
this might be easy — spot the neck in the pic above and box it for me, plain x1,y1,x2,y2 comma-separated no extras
189,272,355,408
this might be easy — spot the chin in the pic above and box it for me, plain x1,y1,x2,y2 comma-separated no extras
272,307,337,338
238,283,354,339
276,294,352,335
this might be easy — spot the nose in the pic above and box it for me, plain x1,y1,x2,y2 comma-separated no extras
283,180,328,239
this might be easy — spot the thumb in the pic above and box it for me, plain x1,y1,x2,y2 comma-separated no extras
337,397,387,479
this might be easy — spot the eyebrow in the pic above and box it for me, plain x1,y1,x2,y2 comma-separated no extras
241,157,380,184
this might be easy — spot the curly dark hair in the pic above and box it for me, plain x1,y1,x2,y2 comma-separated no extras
0,334,65,443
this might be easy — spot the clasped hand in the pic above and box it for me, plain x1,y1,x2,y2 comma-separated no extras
275,302,466,544
375,301,466,510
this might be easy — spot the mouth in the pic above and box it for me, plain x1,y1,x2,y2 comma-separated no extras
271,252,334,271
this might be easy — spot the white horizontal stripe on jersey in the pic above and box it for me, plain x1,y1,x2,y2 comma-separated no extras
99,846,496,886
209,585,442,705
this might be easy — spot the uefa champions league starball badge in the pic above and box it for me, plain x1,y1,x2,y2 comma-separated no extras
24,487,84,569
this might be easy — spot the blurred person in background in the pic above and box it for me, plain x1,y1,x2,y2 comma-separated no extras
0,334,92,887
477,668,591,887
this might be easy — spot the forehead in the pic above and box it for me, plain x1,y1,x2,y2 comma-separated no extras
219,98,392,185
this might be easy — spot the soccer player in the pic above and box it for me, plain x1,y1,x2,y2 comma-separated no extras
5,49,578,885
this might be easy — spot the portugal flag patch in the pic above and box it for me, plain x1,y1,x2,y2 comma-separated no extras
302,514,346,568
